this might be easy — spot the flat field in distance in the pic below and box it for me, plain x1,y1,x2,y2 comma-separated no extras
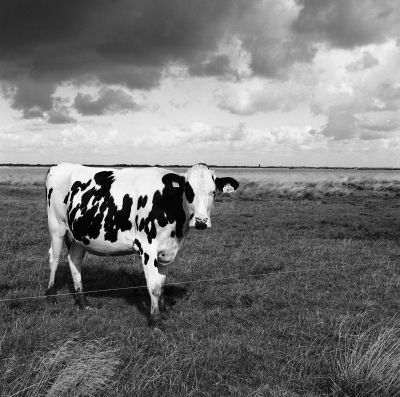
1,168,400,396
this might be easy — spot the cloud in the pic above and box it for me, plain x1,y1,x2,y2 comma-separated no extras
47,110,76,124
1,0,400,143
358,111,400,133
234,0,316,78
372,82,400,111
74,88,139,115
217,77,309,115
6,0,396,117
1,78,55,118
320,109,358,140
0,0,236,115
346,51,379,71
308,40,400,140
188,55,232,77
46,97,76,124
186,122,247,143
60,126,122,152
147,121,327,154
293,0,400,49
320,107,400,142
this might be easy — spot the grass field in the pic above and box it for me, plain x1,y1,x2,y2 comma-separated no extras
2,175,400,396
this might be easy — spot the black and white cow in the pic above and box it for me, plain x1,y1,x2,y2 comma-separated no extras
45,163,239,328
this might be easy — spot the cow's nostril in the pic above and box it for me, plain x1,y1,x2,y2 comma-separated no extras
194,217,208,230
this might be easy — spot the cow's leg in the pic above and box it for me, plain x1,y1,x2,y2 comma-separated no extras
157,265,169,319
67,241,90,309
142,251,166,329
46,221,66,298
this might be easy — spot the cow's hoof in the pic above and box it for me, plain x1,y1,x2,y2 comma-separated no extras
150,314,164,332
75,302,94,310
160,309,169,320
153,326,165,337
45,286,57,296
74,289,93,310
159,298,169,320
45,287,58,303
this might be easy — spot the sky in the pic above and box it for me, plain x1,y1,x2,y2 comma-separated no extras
1,0,400,167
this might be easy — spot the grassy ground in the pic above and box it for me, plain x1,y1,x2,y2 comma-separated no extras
1,183,400,396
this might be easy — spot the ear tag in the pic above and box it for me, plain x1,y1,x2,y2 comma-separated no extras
172,181,180,188
223,184,234,193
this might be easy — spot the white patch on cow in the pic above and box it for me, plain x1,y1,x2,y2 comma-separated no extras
172,181,180,188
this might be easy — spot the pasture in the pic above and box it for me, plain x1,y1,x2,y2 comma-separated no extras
1,168,400,396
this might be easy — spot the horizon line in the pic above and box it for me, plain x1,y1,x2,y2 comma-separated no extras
1,163,400,170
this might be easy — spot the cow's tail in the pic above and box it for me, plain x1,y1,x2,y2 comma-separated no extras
45,167,54,207
45,168,50,206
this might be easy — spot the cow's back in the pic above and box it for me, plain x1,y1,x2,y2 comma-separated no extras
46,164,177,255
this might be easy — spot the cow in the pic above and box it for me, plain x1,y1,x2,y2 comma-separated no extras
45,163,239,329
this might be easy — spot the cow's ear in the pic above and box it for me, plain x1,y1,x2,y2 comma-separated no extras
215,177,239,193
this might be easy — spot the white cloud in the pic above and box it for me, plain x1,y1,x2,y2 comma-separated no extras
346,51,379,71
154,122,327,154
217,77,310,115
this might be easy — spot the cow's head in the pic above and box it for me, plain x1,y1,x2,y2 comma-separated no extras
183,163,239,229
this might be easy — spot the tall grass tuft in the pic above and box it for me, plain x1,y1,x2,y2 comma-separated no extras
3,337,121,397
237,177,400,200
331,317,400,397
0,174,46,186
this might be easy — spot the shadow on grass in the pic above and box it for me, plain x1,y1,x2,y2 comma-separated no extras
53,264,187,324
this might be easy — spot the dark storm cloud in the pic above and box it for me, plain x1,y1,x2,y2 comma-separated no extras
74,88,139,115
234,1,316,78
293,0,400,48
0,0,234,116
1,0,399,119
1,79,54,118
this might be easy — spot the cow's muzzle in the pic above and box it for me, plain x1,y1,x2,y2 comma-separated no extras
195,217,208,230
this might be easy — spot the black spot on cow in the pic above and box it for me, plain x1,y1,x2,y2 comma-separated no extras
47,188,53,207
134,238,143,255
144,252,149,265
140,173,187,244
137,195,148,210
171,231,175,238
184,181,194,203
154,258,158,268
189,214,194,220
67,171,133,245
104,194,133,242
63,192,70,205
215,177,239,191
138,217,145,231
